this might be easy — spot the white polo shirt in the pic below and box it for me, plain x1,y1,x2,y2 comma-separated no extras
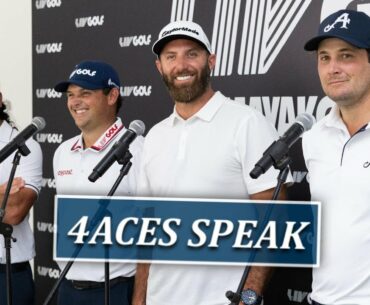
303,105,370,305
0,120,42,264
53,118,143,281
138,92,283,305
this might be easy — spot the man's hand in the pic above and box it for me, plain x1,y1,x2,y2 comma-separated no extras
0,177,36,225
0,177,25,195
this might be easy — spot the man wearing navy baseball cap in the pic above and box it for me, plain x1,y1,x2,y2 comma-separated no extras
302,10,370,305
53,60,143,305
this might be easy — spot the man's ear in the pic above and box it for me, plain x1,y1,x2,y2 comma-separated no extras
155,59,164,76
208,54,216,71
107,88,120,106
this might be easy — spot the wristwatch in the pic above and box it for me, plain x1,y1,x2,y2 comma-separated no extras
241,289,263,305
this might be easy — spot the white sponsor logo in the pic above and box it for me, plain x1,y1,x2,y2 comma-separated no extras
119,35,152,47
36,88,62,99
324,12,351,32
70,68,96,78
321,0,370,21
35,43,63,54
37,266,60,279
75,15,105,28
41,178,56,189
36,133,63,144
121,86,152,97
234,95,335,135
171,0,312,75
37,221,55,233
287,289,309,303
108,78,119,88
35,0,62,9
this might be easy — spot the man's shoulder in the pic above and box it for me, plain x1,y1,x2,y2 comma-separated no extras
146,116,172,137
302,114,331,149
304,114,330,137
54,135,80,153
217,93,265,120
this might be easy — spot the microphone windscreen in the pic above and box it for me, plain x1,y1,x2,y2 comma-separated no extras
296,113,315,132
32,117,46,131
129,120,145,136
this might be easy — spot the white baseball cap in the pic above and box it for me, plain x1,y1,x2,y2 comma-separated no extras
152,20,212,56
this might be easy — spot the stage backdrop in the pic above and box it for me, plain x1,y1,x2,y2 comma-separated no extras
32,1,369,304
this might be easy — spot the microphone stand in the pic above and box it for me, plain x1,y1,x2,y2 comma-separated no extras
43,151,133,305
226,156,291,305
0,143,31,305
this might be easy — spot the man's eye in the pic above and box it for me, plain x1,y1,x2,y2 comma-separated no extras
342,53,352,59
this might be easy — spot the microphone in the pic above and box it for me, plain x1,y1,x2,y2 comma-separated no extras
249,113,315,179
88,120,145,182
0,117,46,163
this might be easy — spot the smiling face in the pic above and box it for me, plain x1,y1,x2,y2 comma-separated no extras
156,39,215,104
317,38,370,108
66,84,117,135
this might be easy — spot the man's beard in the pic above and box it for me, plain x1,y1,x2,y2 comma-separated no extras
162,63,211,103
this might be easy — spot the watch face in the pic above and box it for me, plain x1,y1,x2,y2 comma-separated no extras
241,289,258,305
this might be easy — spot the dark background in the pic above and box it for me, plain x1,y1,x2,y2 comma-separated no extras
32,1,367,304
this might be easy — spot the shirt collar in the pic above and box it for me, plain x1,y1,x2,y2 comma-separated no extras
71,118,124,152
168,91,225,126
324,104,369,132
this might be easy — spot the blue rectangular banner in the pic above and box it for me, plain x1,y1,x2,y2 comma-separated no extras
54,195,320,267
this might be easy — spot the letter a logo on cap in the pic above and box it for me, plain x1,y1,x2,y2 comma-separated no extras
324,13,351,33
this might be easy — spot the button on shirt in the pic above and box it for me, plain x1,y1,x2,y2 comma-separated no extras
0,121,42,263
303,105,370,305
53,118,143,281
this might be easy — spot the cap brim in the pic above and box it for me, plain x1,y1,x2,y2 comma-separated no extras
54,80,107,92
152,34,210,56
304,34,369,51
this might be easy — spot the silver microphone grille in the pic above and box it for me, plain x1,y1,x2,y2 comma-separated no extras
129,120,145,136
295,113,316,132
32,117,46,131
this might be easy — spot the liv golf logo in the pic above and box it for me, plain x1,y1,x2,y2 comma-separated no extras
170,0,312,76
75,15,105,28
35,0,61,9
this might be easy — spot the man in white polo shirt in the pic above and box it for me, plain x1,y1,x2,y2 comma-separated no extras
303,9,370,305
53,61,143,305
133,21,288,305
0,91,42,305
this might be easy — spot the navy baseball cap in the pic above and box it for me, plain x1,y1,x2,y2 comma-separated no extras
54,60,121,92
304,9,370,51
152,20,212,56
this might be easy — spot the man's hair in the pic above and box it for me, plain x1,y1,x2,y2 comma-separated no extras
103,87,122,114
0,103,11,123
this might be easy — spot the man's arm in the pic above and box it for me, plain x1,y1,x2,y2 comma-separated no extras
0,177,37,225
132,263,150,305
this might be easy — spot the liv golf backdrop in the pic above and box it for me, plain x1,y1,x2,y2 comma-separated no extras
32,0,369,304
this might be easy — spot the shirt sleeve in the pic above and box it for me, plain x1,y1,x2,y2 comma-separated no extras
16,138,43,195
126,135,144,196
236,110,287,195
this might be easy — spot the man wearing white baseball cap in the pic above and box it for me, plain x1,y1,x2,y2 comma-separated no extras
303,9,370,305
133,20,288,305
